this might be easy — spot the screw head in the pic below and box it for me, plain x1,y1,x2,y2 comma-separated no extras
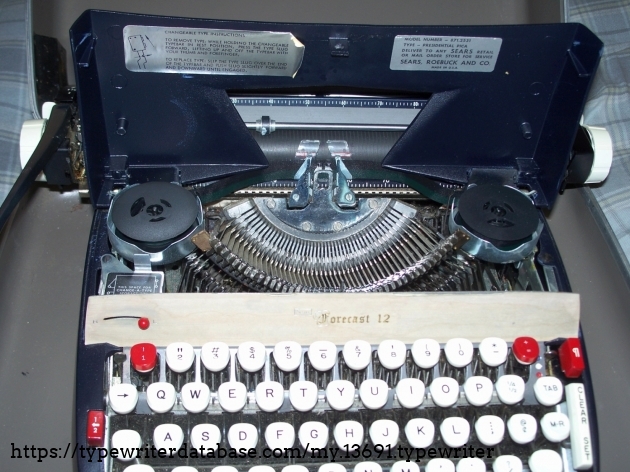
332,221,343,231
301,221,313,231
265,199,276,209
345,193,354,201
292,194,300,201
368,199,379,209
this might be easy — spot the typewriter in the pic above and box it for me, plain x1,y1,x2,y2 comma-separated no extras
55,9,612,472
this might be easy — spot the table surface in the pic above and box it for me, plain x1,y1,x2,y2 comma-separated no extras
3,2,630,471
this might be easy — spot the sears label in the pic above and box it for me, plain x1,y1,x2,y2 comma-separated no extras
390,35,502,72
123,25,304,77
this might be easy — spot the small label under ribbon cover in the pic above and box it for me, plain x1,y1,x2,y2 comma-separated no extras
104,273,164,295
123,25,304,77
390,35,502,72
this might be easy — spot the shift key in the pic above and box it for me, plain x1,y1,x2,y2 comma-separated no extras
566,383,593,469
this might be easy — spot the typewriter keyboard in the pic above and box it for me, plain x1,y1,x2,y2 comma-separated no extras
95,336,593,472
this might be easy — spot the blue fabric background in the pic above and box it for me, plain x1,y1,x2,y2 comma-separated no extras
0,0,34,205
566,0,630,276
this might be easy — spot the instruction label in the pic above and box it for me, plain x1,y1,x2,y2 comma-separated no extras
390,35,502,72
104,273,163,295
123,25,304,77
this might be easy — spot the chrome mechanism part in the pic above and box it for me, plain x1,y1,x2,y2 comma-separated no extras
249,117,407,133
201,194,467,292
288,140,356,210
187,146,470,292
255,116,276,135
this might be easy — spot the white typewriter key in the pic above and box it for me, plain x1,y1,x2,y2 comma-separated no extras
334,420,364,449
391,461,419,472
440,417,470,447
377,340,407,370
237,341,266,372
533,376,564,406
228,423,258,449
353,463,382,472
273,341,302,372
492,456,523,472
181,383,210,413
495,375,525,404
123,466,155,472
213,467,238,472
463,376,493,406
111,429,141,461
166,342,195,373
456,458,486,472
108,383,138,414
444,338,474,368
146,382,176,413
430,377,460,407
528,449,563,472
250,467,275,472
368,419,399,449
153,423,184,451
289,380,318,411
298,421,328,451
566,383,593,469
255,381,284,412
426,459,455,472
282,466,309,472
318,465,347,472
217,381,247,412
368,420,400,449
474,415,505,446
359,379,389,409
396,378,425,408
404,418,435,448
201,342,230,372
172,468,198,472
265,422,296,449
478,337,508,367
326,380,356,411
540,412,570,442
190,424,221,453
308,341,337,371
507,413,537,444
343,340,372,370
411,338,441,369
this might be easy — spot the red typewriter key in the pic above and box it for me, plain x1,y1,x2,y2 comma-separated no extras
86,410,105,447
558,337,585,378
130,343,157,373
512,336,539,364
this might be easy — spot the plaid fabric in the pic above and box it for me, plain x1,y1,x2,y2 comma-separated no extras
0,0,34,206
566,0,630,277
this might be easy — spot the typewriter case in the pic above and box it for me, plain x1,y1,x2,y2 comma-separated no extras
70,10,603,472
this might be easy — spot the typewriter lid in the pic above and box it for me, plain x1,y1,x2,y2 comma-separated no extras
70,10,603,209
